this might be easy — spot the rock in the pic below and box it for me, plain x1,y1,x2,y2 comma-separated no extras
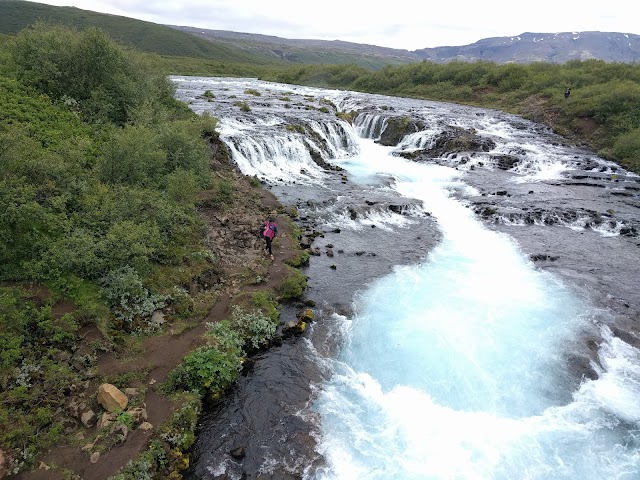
110,423,129,443
89,452,100,464
529,254,559,262
124,388,139,397
81,410,97,428
97,384,128,412
286,319,307,334
377,116,425,146
62,416,77,434
297,308,315,323
138,421,153,431
421,126,496,157
330,264,337,270
492,154,520,170
229,447,246,460
326,248,334,257
98,412,116,430
150,311,166,325
127,407,148,425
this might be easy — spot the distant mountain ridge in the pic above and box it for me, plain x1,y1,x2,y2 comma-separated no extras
2,1,640,65
168,26,419,68
413,31,640,63
175,27,640,64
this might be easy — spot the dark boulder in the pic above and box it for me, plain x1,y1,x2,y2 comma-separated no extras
377,116,425,146
422,127,496,158
229,447,246,460
492,154,521,170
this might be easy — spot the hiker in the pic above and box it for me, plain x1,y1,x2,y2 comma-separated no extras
564,87,571,99
262,216,277,260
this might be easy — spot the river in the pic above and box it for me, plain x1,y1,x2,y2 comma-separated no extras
172,76,640,480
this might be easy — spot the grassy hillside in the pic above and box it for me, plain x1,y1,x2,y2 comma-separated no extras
0,0,283,65
0,1,411,70
173,26,417,70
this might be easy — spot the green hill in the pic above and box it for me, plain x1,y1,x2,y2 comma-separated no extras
0,0,282,64
0,1,414,70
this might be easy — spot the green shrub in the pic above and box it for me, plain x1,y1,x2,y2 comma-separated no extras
612,127,640,171
10,23,143,125
163,345,241,396
228,305,276,350
100,266,167,323
98,125,165,187
285,251,310,268
277,267,308,300
250,291,280,323
0,286,81,475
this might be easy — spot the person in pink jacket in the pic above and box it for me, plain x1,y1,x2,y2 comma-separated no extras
262,216,278,260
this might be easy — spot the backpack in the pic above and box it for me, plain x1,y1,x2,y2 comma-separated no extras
262,222,275,239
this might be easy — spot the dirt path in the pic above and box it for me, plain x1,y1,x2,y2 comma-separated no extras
17,187,302,480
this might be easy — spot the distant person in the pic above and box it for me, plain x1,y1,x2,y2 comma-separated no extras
564,87,571,99
261,216,277,260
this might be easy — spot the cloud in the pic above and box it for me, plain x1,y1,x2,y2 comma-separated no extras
28,0,640,50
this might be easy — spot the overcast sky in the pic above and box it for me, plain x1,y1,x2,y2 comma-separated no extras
30,0,638,50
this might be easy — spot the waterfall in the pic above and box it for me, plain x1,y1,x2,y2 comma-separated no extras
171,76,640,480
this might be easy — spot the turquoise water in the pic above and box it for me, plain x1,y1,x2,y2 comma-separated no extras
311,138,640,480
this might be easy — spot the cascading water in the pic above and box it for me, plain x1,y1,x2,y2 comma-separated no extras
311,136,640,480
172,77,640,480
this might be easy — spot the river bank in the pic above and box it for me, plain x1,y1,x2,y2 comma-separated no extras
12,144,312,480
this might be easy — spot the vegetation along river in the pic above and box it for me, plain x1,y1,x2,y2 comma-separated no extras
172,76,640,480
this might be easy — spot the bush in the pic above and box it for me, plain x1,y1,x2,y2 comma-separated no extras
100,266,167,323
228,305,276,350
250,291,280,323
285,251,310,268
611,127,640,171
277,267,308,300
163,345,241,397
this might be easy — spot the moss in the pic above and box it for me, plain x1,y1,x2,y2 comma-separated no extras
285,251,310,268
276,267,308,300
336,111,356,123
285,124,305,134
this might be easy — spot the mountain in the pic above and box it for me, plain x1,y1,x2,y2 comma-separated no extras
169,25,420,68
0,0,416,69
413,31,640,63
3,1,640,66
171,27,640,65
0,0,282,65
